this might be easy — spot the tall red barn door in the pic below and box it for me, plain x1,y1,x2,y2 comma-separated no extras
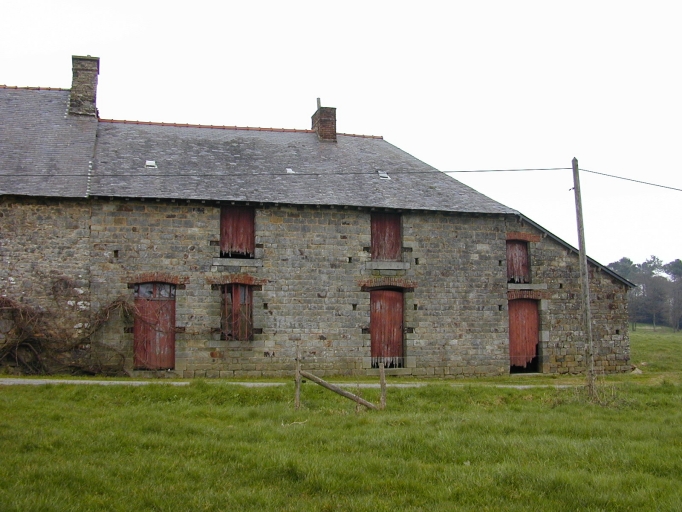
370,289,404,368
133,283,176,370
508,299,539,369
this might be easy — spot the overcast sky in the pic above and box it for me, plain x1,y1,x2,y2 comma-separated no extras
2,1,680,267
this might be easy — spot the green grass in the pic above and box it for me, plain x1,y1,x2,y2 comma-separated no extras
630,324,682,375
0,330,680,511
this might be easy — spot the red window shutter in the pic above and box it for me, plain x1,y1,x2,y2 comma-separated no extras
371,213,401,261
221,206,255,258
507,240,530,283
223,284,253,341
236,285,253,342
370,289,404,367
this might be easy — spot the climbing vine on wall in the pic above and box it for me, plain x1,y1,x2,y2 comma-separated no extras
0,276,135,375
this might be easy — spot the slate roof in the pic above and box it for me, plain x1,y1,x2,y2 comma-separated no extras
90,120,516,214
1,86,515,214
0,87,97,197
1,84,635,287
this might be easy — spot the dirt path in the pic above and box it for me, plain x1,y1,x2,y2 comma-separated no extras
0,378,572,389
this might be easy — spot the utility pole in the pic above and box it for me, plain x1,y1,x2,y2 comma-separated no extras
572,157,596,398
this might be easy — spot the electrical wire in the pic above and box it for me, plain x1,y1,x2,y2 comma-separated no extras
578,168,682,193
1,167,680,192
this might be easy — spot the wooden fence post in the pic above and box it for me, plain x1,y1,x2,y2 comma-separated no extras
299,370,378,410
295,342,301,410
379,362,386,409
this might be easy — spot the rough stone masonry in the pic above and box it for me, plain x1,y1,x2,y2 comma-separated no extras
0,196,630,377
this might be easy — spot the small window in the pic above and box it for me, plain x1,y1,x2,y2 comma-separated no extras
507,240,530,283
133,282,176,299
222,284,254,341
220,205,255,258
371,212,401,261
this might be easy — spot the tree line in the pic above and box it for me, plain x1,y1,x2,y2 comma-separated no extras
607,256,682,331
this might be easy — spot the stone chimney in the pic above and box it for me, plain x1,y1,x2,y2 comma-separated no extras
69,55,100,116
311,98,336,142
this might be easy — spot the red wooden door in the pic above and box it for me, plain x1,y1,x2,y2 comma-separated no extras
508,299,539,368
371,213,401,261
370,289,404,367
133,283,176,370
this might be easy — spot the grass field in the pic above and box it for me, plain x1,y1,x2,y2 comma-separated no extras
0,329,680,511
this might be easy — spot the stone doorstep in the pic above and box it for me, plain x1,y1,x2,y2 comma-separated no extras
365,368,414,376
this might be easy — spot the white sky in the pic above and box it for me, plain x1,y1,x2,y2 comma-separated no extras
2,1,680,266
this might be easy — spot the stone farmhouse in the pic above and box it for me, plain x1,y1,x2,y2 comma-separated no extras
0,56,633,378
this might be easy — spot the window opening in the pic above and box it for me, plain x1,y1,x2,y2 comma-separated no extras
371,212,401,261
506,240,530,283
220,205,255,258
222,283,254,341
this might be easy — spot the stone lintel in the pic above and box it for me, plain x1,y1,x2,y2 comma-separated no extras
364,261,411,270
508,283,547,290
212,258,262,267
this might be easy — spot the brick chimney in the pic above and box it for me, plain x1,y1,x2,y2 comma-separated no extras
311,98,336,142
69,55,100,116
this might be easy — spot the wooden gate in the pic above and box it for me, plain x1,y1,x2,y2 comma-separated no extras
370,289,404,368
508,299,539,369
133,283,176,370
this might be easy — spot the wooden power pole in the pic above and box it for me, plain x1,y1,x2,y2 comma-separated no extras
572,157,596,398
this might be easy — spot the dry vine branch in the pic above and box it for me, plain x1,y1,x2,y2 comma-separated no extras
0,291,136,376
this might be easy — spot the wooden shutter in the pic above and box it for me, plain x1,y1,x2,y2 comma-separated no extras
370,289,404,367
371,213,401,261
133,283,176,370
220,206,255,258
508,299,539,368
507,240,530,283
223,284,253,341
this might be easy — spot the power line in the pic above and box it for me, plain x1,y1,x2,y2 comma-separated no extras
444,167,570,173
579,168,682,192
446,166,682,192
1,167,566,177
0,167,574,178
1,167,680,192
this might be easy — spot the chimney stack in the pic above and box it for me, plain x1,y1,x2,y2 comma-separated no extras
311,98,336,142
69,55,100,116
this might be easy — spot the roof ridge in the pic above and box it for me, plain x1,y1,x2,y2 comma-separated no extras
98,119,315,133
97,118,382,139
0,85,69,92
338,132,383,140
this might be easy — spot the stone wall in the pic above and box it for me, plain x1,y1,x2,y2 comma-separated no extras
2,196,631,377
506,216,630,374
0,196,91,313
0,197,97,372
